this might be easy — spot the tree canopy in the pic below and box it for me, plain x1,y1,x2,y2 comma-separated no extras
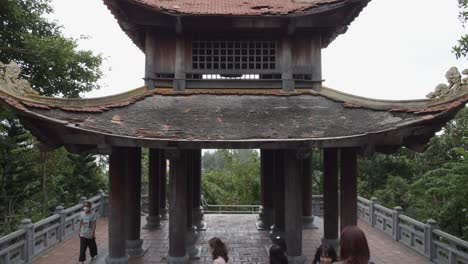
454,0,468,59
0,0,103,97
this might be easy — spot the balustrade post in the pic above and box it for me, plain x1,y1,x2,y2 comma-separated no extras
55,206,66,241
98,190,108,217
424,219,438,261
369,197,377,227
392,206,403,241
19,219,34,262
79,196,87,205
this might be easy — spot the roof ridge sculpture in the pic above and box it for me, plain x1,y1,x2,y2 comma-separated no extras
0,62,39,96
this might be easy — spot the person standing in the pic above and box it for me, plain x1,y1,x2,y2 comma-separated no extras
79,200,98,263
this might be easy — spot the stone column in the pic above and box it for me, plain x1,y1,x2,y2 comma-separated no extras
270,150,285,241
257,149,275,230
302,153,317,229
167,149,189,264
125,148,145,256
192,149,206,230
160,150,168,220
340,148,358,232
284,149,306,264
322,148,339,249
145,149,162,229
186,150,200,259
106,147,129,264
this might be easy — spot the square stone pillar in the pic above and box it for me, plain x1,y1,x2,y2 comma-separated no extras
270,150,285,241
192,149,206,230
284,149,306,264
106,147,129,264
125,147,145,256
144,148,162,229
340,148,358,231
322,148,339,249
159,150,168,220
302,152,317,229
257,149,275,230
167,149,189,264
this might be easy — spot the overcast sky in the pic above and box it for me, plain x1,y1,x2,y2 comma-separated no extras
48,0,466,100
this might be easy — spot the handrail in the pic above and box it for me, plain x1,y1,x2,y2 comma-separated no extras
2,191,467,264
0,190,108,263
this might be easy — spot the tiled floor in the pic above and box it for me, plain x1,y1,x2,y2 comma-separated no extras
32,215,430,264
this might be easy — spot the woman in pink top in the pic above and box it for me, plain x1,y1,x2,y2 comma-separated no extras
209,237,229,264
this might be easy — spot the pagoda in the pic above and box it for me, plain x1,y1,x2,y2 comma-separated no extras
0,0,467,263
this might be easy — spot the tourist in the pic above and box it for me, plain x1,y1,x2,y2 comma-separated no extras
312,243,337,264
209,237,229,264
269,244,288,264
335,226,370,264
78,201,98,264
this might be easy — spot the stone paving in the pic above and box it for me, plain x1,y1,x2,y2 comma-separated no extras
32,215,430,264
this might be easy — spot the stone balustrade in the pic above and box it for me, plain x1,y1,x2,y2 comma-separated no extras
0,190,108,264
2,192,467,264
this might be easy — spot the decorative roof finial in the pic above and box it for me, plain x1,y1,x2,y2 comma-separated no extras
426,67,468,100
0,61,39,96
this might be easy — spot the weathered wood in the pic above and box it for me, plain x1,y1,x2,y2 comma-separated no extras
257,149,275,230
310,35,322,90
159,150,168,220
173,31,186,91
323,148,339,244
145,30,157,90
281,36,294,92
284,149,304,259
302,152,316,229
124,147,144,256
145,149,162,229
168,149,189,262
271,149,285,239
340,148,358,231
106,147,129,263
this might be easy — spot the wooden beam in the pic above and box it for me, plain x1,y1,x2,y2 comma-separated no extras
340,148,358,231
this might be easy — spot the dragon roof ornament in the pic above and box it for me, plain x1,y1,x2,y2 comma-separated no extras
426,67,468,100
0,61,39,97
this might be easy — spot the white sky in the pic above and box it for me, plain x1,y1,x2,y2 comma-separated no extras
48,0,467,100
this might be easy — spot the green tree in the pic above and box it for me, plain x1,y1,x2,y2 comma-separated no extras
453,0,468,59
201,150,260,205
407,160,468,240
0,0,103,97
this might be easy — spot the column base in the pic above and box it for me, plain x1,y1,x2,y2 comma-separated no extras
186,226,200,259
160,208,169,220
105,255,128,264
302,215,318,229
166,255,189,264
256,206,274,230
143,215,161,229
126,239,146,257
192,207,207,231
287,255,307,264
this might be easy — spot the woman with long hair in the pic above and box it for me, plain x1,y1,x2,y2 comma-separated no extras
209,237,229,264
312,243,338,264
336,226,370,264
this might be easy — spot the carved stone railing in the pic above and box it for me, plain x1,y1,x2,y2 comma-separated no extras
357,196,468,264
0,190,108,264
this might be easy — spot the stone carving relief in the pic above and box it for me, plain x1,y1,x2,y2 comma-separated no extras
426,67,468,99
0,61,39,96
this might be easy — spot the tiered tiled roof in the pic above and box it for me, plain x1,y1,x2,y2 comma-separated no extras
126,0,345,16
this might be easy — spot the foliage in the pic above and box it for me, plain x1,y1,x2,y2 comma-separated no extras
0,0,103,97
453,0,468,59
407,160,468,240
0,0,106,235
201,149,260,205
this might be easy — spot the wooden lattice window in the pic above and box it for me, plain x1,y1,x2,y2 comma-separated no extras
192,40,276,71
